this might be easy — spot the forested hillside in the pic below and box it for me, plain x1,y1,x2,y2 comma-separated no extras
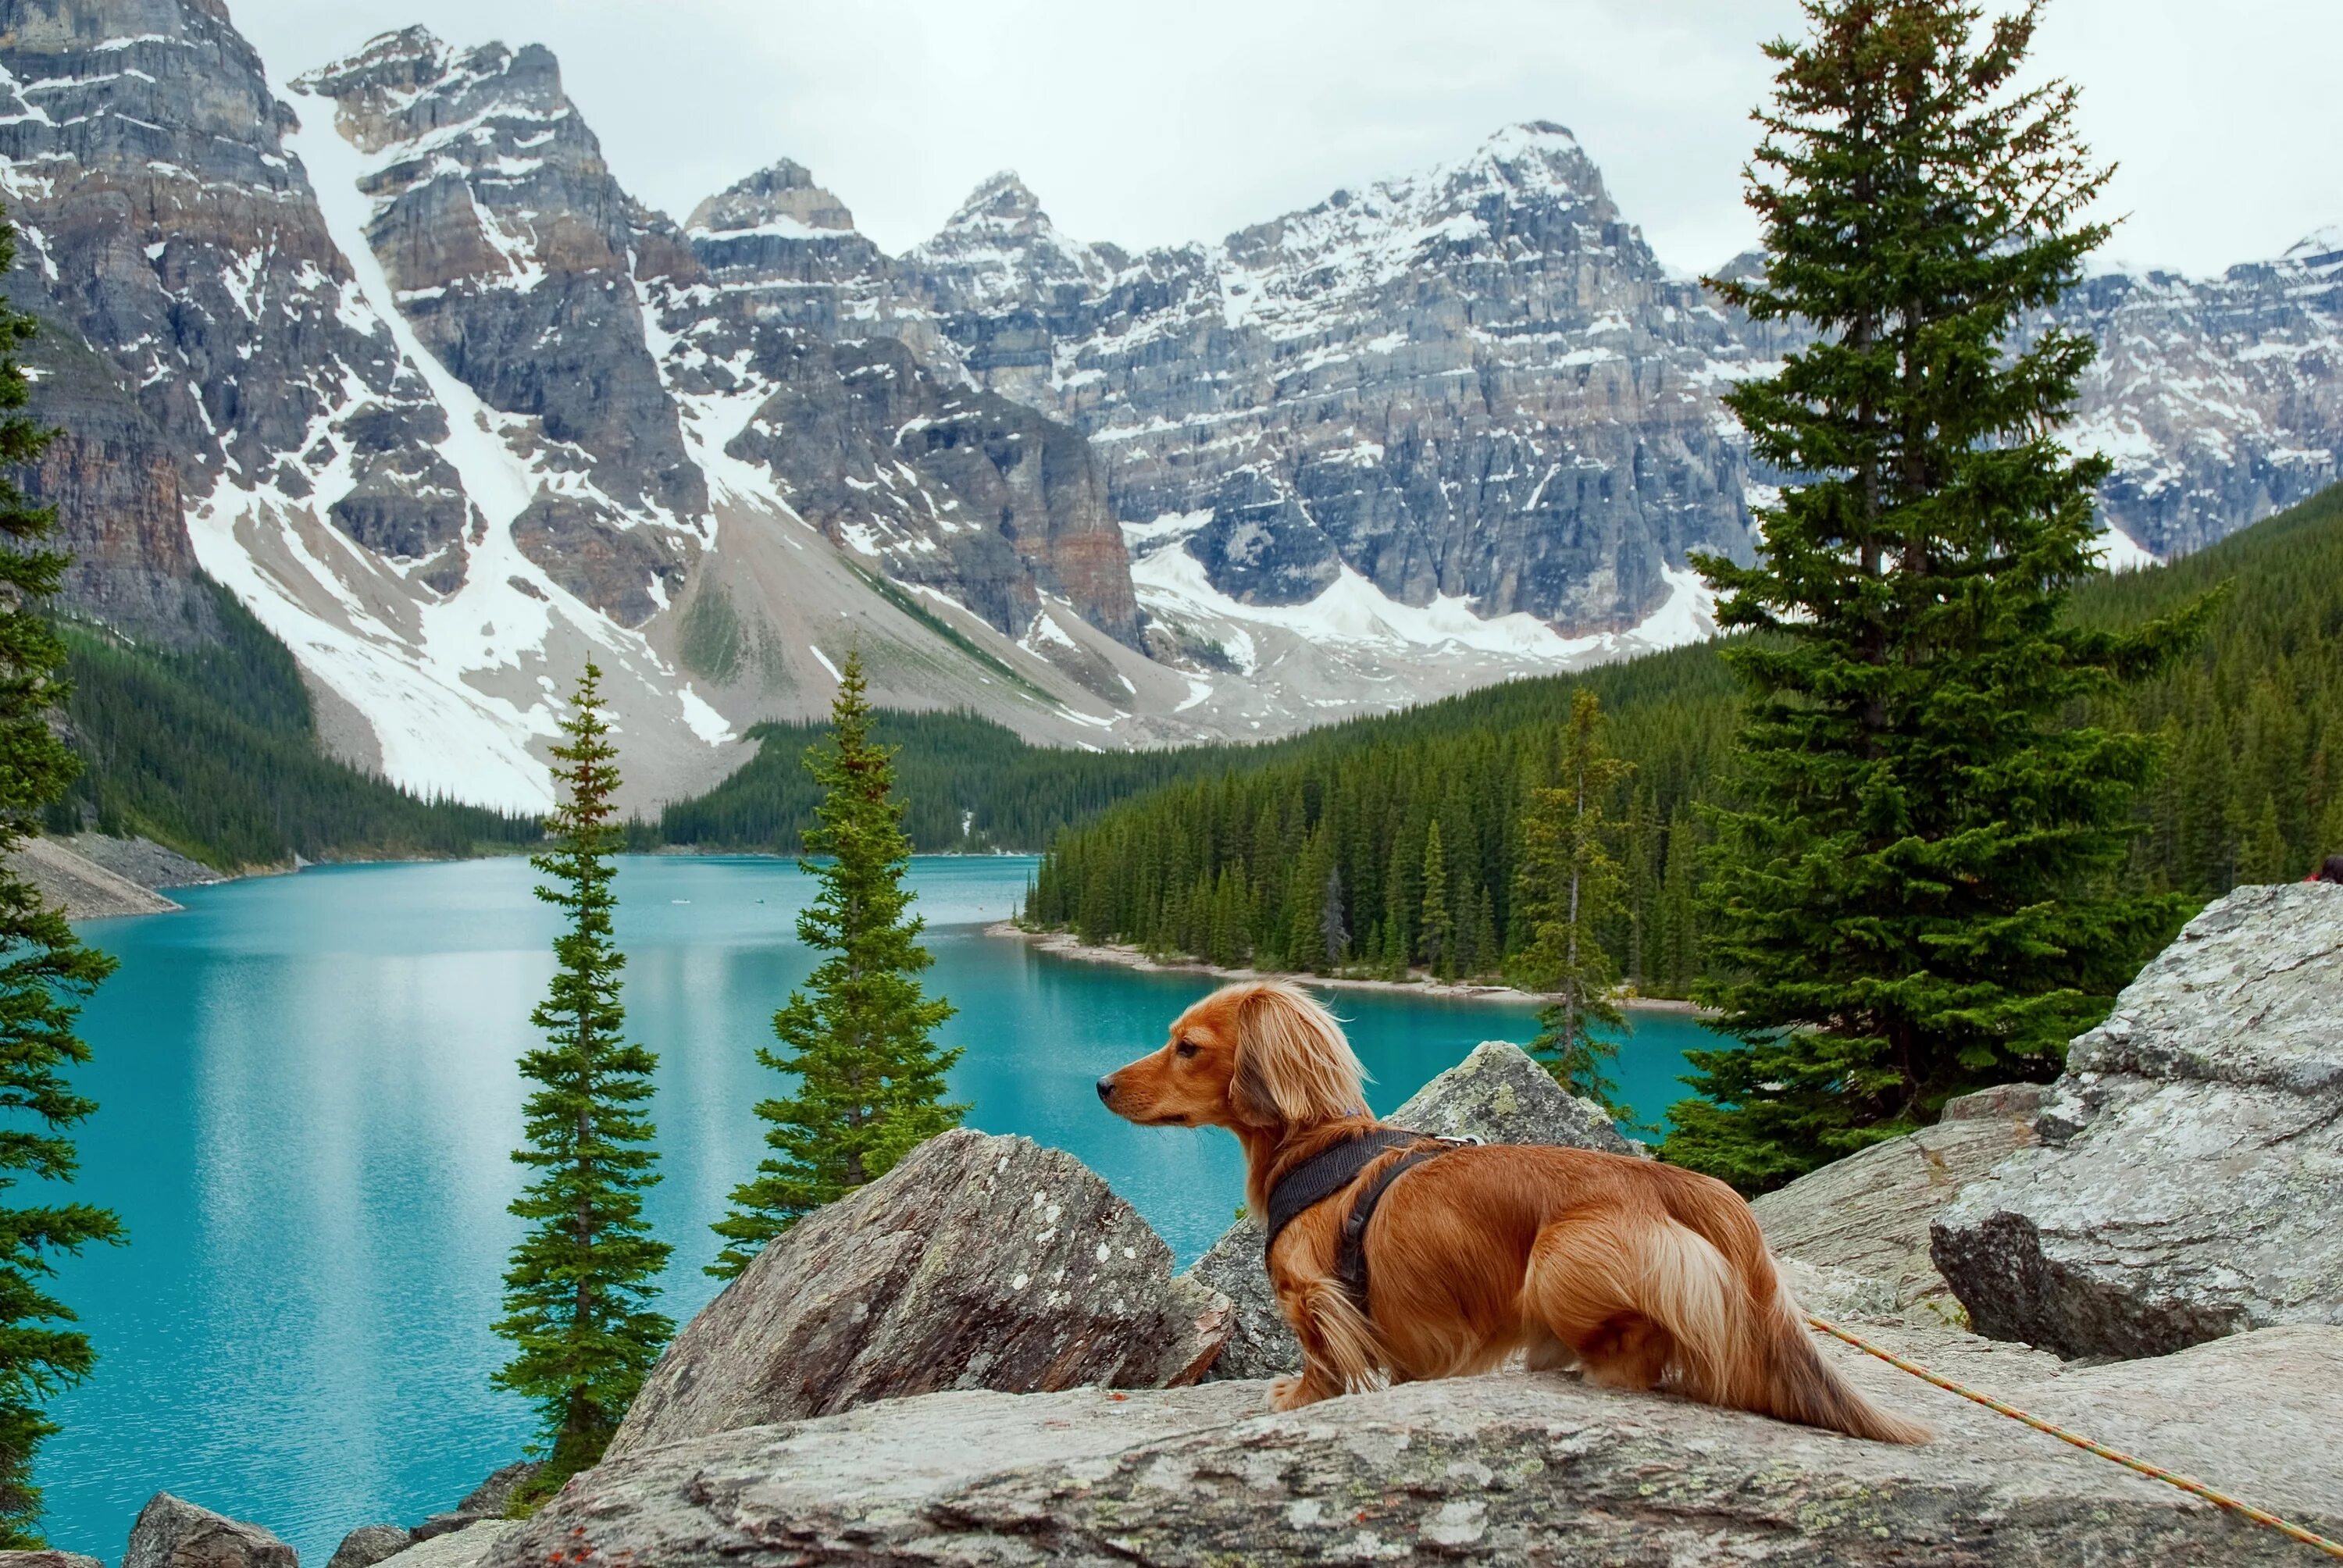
658,711,1249,853
1022,483,2343,996
47,581,540,870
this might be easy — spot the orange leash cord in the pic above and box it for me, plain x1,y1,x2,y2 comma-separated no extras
1805,1315,2343,1560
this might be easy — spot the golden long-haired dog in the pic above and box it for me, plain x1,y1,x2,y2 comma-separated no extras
1097,980,1929,1442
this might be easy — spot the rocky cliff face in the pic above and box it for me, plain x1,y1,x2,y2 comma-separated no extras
291,27,706,624
2045,235,2343,558
651,161,1143,650
905,123,1762,639
0,0,439,641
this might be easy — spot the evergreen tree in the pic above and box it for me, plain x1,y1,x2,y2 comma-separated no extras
493,662,672,1495
0,204,122,1547
1418,821,1453,978
1664,0,2202,1191
711,650,963,1277
1514,691,1634,1117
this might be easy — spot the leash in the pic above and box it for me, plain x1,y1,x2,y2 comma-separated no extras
1806,1314,2343,1560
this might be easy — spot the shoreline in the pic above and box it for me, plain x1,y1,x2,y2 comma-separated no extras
989,922,1714,1015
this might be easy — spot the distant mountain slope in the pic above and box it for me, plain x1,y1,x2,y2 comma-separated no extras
48,583,537,871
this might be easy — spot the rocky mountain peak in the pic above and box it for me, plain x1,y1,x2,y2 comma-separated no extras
686,159,856,236
913,169,1108,312
2285,224,2343,271
1443,119,1602,200
945,169,1046,229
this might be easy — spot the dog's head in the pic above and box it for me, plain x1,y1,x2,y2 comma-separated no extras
1097,980,1367,1133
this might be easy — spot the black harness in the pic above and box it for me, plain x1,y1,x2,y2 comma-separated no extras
1262,1126,1471,1312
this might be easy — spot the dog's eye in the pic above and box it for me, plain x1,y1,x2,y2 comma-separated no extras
1175,1039,1199,1059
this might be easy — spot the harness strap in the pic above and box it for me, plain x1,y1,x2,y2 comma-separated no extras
1262,1128,1421,1257
1336,1147,1439,1306
1264,1126,1469,1314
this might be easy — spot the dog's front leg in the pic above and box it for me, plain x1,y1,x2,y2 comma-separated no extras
1271,1280,1382,1411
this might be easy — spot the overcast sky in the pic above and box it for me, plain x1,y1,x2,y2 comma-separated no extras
239,0,2340,277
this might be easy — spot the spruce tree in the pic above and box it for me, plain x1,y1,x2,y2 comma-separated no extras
1418,821,1453,978
494,662,672,1494
0,205,122,1547
711,650,963,1278
1665,0,2202,1191
1514,690,1634,1117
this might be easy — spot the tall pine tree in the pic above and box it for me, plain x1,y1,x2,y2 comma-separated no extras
1418,821,1453,978
1665,0,2202,1192
494,662,672,1495
711,650,963,1278
0,204,121,1548
1514,690,1634,1118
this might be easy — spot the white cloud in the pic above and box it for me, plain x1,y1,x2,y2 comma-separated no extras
242,0,2338,278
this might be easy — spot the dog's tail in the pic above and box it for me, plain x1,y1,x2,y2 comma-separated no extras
1647,1173,1932,1445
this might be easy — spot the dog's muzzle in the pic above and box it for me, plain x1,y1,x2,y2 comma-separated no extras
1095,1074,1116,1105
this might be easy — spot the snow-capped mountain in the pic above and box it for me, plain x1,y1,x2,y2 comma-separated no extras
902,123,1762,640
1,1,2335,812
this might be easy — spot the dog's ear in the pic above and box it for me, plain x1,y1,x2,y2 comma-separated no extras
1230,982,1368,1128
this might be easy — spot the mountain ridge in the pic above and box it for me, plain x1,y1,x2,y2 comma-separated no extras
2,2,2335,816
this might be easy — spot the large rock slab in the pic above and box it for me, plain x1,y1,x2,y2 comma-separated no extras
1933,883,2343,1358
372,1523,518,1568
496,1324,2343,1566
0,1553,104,1568
1754,1085,2045,1320
1189,1039,1638,1380
607,1128,1229,1459
123,1495,296,1568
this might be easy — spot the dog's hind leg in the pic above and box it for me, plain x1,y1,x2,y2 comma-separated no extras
1523,1211,1678,1393
1522,1326,1575,1374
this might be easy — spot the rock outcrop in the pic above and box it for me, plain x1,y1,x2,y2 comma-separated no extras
491,1324,2343,1567
122,1495,296,1568
1753,1083,2045,1320
605,1128,1231,1459
0,1553,104,1568
1189,1040,1638,1379
454,1460,539,1516
1933,882,2343,1358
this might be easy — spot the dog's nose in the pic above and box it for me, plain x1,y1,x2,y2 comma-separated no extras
1095,1074,1115,1104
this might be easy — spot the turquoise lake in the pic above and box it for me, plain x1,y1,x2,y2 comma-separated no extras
40,855,1724,1563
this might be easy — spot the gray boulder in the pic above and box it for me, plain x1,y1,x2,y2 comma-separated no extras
0,1553,105,1568
1384,1038,1641,1154
1934,882,2343,1358
324,1525,411,1568
606,1128,1230,1459
1753,1085,2043,1320
490,1324,2343,1566
1189,1039,1638,1380
123,1495,296,1568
